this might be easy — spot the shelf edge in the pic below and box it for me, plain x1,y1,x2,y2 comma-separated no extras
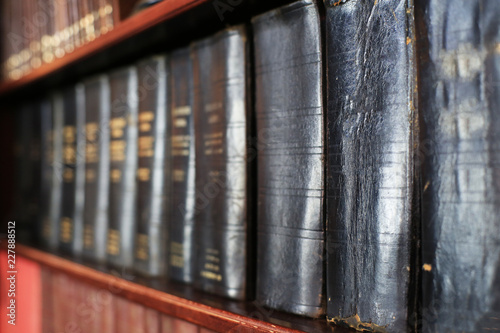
0,0,209,97
10,243,305,333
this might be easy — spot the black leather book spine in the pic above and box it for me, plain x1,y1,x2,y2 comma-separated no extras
59,85,86,256
39,98,53,247
415,1,500,332
168,47,196,283
324,0,418,330
134,55,169,277
192,25,251,300
252,0,325,318
82,75,111,263
41,93,64,251
107,66,139,271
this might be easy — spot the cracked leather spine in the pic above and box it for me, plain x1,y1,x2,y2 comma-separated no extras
168,47,196,284
192,25,252,300
416,0,500,332
59,84,86,257
134,55,169,277
82,75,111,264
252,0,325,318
107,66,139,271
324,0,418,331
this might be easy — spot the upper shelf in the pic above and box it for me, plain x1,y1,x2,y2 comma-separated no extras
10,244,352,333
0,0,209,97
0,0,294,100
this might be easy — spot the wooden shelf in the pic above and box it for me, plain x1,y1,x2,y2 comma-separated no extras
0,0,209,97
0,0,293,101
12,244,351,333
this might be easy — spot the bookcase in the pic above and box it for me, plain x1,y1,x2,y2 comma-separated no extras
0,0,348,332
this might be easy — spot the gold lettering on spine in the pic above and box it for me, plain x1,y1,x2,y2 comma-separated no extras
139,122,151,132
60,217,73,243
201,248,222,281
63,126,77,182
63,168,74,182
111,169,121,183
173,169,185,182
138,111,155,157
86,144,98,163
173,106,191,116
135,234,149,260
110,117,127,162
174,118,187,128
110,141,126,161
137,168,150,182
107,229,120,255
138,137,154,157
172,106,191,156
200,271,222,282
205,102,221,113
86,169,96,182
208,115,219,124
172,135,190,156
170,242,184,268
63,126,76,143
110,117,126,138
86,122,99,163
86,122,99,141
138,111,154,125
84,225,93,249
204,131,224,155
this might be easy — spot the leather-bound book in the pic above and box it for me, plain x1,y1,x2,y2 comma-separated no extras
134,55,169,277
107,66,139,271
82,75,111,264
416,1,500,331
324,0,418,330
59,85,86,256
41,93,64,251
252,0,325,318
192,25,251,300
168,47,196,283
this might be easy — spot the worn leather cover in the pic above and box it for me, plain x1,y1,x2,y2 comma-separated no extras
192,25,251,300
416,1,500,332
252,0,325,318
134,55,169,277
107,66,139,270
325,0,418,331
59,85,86,256
168,47,196,284
82,75,111,264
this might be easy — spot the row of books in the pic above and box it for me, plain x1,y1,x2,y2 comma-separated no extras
1,0,117,80
13,0,500,332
